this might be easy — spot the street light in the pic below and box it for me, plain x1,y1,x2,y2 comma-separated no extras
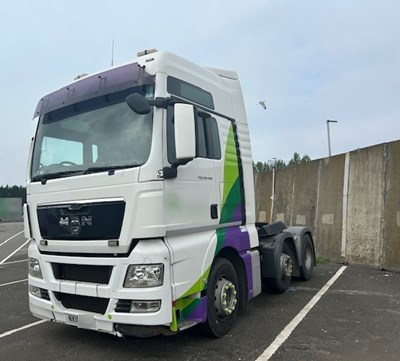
326,119,338,157
267,158,277,168
267,158,277,223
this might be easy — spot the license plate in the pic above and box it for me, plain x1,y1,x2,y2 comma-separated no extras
66,314,78,323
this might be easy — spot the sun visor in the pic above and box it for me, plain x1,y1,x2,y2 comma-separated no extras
33,63,154,118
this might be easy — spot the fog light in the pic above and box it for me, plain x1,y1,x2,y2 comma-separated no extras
29,285,42,298
130,300,161,313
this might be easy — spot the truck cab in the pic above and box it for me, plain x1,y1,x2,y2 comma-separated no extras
25,50,315,338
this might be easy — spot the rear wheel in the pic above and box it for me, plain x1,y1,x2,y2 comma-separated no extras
300,234,314,281
265,242,293,293
203,258,239,337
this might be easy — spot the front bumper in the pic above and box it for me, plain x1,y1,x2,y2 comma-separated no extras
28,238,173,336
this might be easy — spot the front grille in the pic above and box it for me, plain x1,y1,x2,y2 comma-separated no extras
115,299,131,313
37,199,125,240
54,292,109,314
52,263,113,284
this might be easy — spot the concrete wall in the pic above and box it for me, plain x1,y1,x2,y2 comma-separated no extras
383,141,400,270
254,139,400,271
313,155,345,262
0,198,23,221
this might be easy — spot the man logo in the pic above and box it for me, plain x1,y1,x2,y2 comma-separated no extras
80,216,92,226
59,217,69,226
59,216,92,234
70,217,81,235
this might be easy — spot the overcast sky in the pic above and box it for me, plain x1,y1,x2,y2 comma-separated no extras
1,0,399,185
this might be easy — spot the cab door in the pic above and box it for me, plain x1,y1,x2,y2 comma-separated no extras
163,106,221,234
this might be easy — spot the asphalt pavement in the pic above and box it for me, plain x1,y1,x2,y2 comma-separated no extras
1,221,399,361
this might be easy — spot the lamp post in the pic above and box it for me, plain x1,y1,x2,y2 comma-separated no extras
267,158,276,223
326,119,338,157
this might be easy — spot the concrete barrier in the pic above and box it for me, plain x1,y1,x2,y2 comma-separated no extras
383,141,400,270
254,139,400,271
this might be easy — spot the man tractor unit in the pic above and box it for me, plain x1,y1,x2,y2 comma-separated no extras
25,49,316,338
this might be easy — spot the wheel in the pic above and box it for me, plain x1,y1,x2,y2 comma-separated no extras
300,234,314,281
203,258,239,338
266,242,293,293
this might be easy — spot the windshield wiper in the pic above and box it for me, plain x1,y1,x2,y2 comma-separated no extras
32,164,140,184
32,170,84,185
83,164,140,174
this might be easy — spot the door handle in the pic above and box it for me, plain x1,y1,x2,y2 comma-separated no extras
210,204,218,219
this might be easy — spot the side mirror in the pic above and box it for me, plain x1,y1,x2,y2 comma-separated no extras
126,93,151,114
174,104,196,160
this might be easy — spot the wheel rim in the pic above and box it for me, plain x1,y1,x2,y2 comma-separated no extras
214,277,237,317
281,253,293,278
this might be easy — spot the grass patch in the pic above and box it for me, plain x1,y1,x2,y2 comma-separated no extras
317,256,331,264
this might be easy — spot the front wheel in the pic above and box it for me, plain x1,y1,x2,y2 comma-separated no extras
203,258,239,338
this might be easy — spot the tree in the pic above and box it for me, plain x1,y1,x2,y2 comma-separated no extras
253,153,311,173
253,161,270,173
273,159,287,169
253,159,287,172
0,185,27,203
287,152,311,166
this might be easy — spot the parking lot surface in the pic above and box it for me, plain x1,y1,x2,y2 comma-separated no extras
1,222,399,361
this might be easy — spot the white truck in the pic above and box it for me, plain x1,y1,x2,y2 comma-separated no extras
25,49,316,338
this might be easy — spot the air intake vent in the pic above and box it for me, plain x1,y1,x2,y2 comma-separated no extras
40,289,50,300
52,263,113,284
54,292,109,314
115,299,132,313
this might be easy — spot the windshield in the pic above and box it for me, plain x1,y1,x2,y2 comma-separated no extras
31,86,154,182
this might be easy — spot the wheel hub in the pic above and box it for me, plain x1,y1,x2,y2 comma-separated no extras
214,278,237,317
281,253,293,278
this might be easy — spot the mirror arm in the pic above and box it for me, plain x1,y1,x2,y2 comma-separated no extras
149,97,176,109
162,166,177,179
163,158,192,179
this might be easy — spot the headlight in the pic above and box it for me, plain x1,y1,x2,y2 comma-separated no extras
124,264,164,288
28,257,43,279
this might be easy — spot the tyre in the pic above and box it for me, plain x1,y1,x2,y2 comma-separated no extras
265,242,293,293
203,258,239,338
300,234,314,281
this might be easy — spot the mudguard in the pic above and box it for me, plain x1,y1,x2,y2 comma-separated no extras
285,226,316,268
258,223,316,279
259,231,294,278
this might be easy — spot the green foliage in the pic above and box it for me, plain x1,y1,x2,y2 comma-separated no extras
287,152,311,166
253,152,311,173
317,256,331,264
0,185,27,203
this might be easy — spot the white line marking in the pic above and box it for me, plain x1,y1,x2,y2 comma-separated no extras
256,266,347,361
0,231,24,247
0,239,30,265
293,286,399,298
1,258,28,265
0,320,48,340
0,279,28,288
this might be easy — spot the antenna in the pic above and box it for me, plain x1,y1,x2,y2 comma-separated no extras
111,40,115,66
